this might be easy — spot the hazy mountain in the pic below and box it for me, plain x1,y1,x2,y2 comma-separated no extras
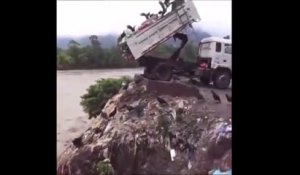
57,34,117,49
57,28,214,49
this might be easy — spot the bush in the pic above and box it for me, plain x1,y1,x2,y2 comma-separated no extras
95,161,114,175
80,76,132,118
57,52,74,65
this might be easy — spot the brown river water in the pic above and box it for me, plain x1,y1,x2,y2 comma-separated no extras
57,68,143,157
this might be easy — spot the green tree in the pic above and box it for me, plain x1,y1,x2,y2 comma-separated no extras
89,35,101,47
57,47,63,54
57,52,74,65
67,40,82,66
80,76,132,118
181,42,198,63
105,46,122,67
57,34,144,69
89,35,106,67
68,40,80,47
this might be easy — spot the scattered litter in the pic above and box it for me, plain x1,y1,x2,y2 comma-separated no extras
58,77,232,175
225,125,232,132
170,109,177,120
211,169,232,175
178,100,184,109
170,149,176,161
130,100,140,108
188,160,192,169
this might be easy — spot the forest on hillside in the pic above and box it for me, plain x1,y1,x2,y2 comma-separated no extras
57,31,211,70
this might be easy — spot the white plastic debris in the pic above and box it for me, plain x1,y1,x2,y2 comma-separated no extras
171,109,177,120
218,118,224,122
103,158,110,163
170,149,176,161
178,100,184,109
226,132,232,139
103,122,113,134
130,100,141,108
188,160,192,169
225,125,232,132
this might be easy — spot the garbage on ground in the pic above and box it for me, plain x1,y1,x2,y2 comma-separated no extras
170,149,176,161
209,169,232,175
57,76,231,175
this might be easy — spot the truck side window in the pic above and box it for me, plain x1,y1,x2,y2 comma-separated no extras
216,42,221,52
225,46,232,54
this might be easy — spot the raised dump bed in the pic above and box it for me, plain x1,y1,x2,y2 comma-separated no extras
120,0,201,60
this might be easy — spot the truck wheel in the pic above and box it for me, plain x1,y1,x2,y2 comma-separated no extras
151,63,172,81
213,70,231,89
200,77,211,85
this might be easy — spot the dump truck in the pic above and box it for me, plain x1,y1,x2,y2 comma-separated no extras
118,0,232,89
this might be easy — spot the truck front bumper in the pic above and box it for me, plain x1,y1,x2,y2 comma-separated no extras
196,68,212,76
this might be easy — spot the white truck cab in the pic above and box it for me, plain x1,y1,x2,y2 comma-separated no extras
198,37,232,89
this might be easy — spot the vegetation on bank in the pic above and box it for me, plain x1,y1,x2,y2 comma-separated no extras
57,35,138,70
57,35,200,70
80,76,132,118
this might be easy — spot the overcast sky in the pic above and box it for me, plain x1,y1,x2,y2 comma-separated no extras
57,0,231,37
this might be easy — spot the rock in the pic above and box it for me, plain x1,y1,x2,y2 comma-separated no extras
102,92,126,118
72,136,83,148
134,74,144,84
68,127,78,133
102,101,116,118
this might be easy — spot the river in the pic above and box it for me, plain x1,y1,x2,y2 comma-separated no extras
57,68,143,157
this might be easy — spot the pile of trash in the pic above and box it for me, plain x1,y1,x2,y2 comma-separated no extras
57,75,232,175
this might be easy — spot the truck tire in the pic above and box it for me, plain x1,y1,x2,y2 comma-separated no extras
213,70,231,89
200,77,211,85
151,63,172,81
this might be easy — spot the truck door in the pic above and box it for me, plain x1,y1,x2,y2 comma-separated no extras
212,42,223,68
223,44,232,69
